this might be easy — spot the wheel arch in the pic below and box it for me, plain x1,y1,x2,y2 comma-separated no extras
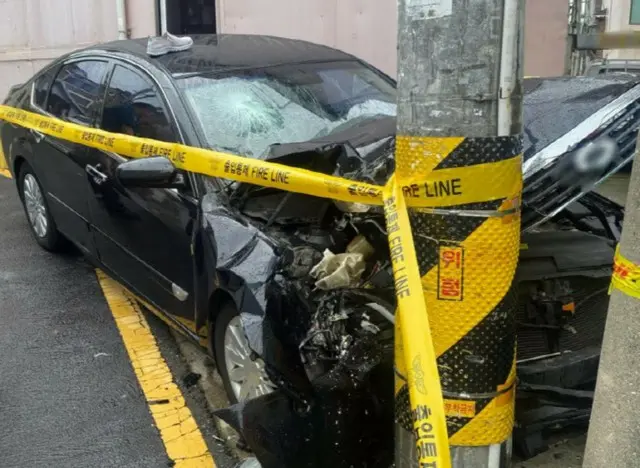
13,154,26,175
206,287,237,358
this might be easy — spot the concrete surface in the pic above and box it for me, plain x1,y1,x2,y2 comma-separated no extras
0,175,234,467
516,436,586,468
583,166,640,467
172,331,250,459
596,173,630,205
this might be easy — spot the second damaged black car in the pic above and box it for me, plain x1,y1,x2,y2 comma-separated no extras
1,35,637,466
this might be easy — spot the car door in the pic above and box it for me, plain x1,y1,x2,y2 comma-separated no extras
84,62,198,323
29,59,110,255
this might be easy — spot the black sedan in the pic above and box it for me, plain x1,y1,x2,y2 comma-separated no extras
1,34,637,467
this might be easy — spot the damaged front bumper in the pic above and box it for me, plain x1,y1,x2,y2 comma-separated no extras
216,335,394,468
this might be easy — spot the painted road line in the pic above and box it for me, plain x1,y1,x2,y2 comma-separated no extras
96,270,216,468
0,137,9,177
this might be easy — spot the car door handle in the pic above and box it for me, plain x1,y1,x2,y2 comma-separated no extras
30,129,44,143
86,164,109,186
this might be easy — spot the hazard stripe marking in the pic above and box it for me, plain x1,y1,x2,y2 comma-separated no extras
393,135,522,446
434,136,522,169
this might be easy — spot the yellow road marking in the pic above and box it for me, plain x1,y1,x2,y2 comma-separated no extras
0,136,9,177
96,270,216,468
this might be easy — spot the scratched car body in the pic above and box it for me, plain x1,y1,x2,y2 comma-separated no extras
1,35,637,467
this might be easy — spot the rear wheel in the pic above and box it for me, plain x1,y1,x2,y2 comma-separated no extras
18,163,64,252
213,303,276,404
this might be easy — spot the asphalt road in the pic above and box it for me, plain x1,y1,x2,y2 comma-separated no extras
0,175,234,468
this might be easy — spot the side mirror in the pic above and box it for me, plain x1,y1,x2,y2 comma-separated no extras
116,156,185,189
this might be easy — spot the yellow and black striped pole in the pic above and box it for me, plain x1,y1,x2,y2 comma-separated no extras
390,0,525,466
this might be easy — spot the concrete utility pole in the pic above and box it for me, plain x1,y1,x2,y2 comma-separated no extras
394,0,524,467
583,134,640,467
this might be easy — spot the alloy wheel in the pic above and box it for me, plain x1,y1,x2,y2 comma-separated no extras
23,173,48,238
223,315,276,401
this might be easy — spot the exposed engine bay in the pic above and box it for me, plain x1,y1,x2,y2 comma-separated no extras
234,136,397,373
215,150,617,466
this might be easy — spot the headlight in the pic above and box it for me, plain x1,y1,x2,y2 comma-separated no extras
334,200,372,213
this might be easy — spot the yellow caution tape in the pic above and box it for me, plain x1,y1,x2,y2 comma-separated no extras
383,176,451,468
0,105,520,209
0,105,383,205
610,245,640,298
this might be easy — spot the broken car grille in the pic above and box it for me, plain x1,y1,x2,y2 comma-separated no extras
522,99,640,231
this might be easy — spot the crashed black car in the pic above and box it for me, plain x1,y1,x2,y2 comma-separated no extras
1,34,636,466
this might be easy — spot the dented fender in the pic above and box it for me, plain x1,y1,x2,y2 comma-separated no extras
196,195,312,393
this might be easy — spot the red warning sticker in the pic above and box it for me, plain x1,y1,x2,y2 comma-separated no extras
437,245,464,301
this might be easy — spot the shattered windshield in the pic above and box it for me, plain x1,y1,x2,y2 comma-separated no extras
177,61,397,158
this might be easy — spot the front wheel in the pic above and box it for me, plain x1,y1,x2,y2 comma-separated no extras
18,163,65,252
213,304,276,405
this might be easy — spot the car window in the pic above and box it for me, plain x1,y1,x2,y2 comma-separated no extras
100,65,177,144
46,60,108,126
100,65,193,195
32,66,58,110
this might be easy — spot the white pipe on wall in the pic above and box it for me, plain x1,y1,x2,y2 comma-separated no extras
116,0,128,39
159,0,168,34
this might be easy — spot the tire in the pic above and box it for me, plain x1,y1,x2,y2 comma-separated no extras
213,303,275,405
17,162,65,252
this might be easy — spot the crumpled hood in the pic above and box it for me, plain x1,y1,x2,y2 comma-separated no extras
258,116,396,185
234,117,395,225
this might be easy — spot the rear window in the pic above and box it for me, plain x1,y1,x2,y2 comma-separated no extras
31,66,58,109
46,60,109,126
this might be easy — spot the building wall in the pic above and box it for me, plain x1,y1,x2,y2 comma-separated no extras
605,0,640,59
216,0,398,76
127,0,158,39
0,0,157,100
0,0,571,100
523,0,571,76
217,0,570,78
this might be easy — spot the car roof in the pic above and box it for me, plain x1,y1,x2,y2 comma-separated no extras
83,34,357,76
